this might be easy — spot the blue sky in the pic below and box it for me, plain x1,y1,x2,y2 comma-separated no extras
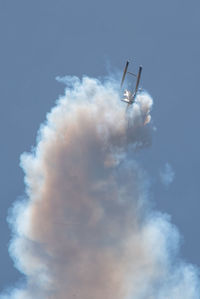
0,0,200,291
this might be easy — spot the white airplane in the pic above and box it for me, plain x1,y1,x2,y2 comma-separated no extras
120,61,142,109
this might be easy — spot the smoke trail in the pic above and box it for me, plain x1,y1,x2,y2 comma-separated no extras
160,162,175,187
2,76,200,298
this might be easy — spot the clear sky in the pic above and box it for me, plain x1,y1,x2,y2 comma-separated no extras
0,0,200,291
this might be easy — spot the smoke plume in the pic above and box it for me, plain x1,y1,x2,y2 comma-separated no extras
2,76,200,298
160,162,175,188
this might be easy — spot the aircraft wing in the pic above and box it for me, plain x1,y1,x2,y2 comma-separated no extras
120,61,129,88
134,66,142,94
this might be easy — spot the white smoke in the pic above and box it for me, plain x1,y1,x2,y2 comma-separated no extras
1,76,200,298
160,162,175,187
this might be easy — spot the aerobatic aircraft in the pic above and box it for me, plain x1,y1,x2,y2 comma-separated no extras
120,60,142,109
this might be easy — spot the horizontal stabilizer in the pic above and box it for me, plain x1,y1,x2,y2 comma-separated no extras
127,72,137,77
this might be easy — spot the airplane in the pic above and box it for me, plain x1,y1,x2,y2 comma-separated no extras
120,60,143,109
